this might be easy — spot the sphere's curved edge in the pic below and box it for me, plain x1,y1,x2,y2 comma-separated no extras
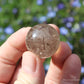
39,55,52,59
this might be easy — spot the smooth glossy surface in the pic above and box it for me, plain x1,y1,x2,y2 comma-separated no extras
26,24,60,58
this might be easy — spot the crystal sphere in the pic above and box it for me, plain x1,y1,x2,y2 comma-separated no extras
26,24,60,58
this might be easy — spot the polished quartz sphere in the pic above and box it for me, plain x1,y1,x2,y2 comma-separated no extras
26,24,60,58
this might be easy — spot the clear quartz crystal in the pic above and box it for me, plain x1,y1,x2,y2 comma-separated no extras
26,24,60,58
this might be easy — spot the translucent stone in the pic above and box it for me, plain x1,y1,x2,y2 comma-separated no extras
26,24,60,58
